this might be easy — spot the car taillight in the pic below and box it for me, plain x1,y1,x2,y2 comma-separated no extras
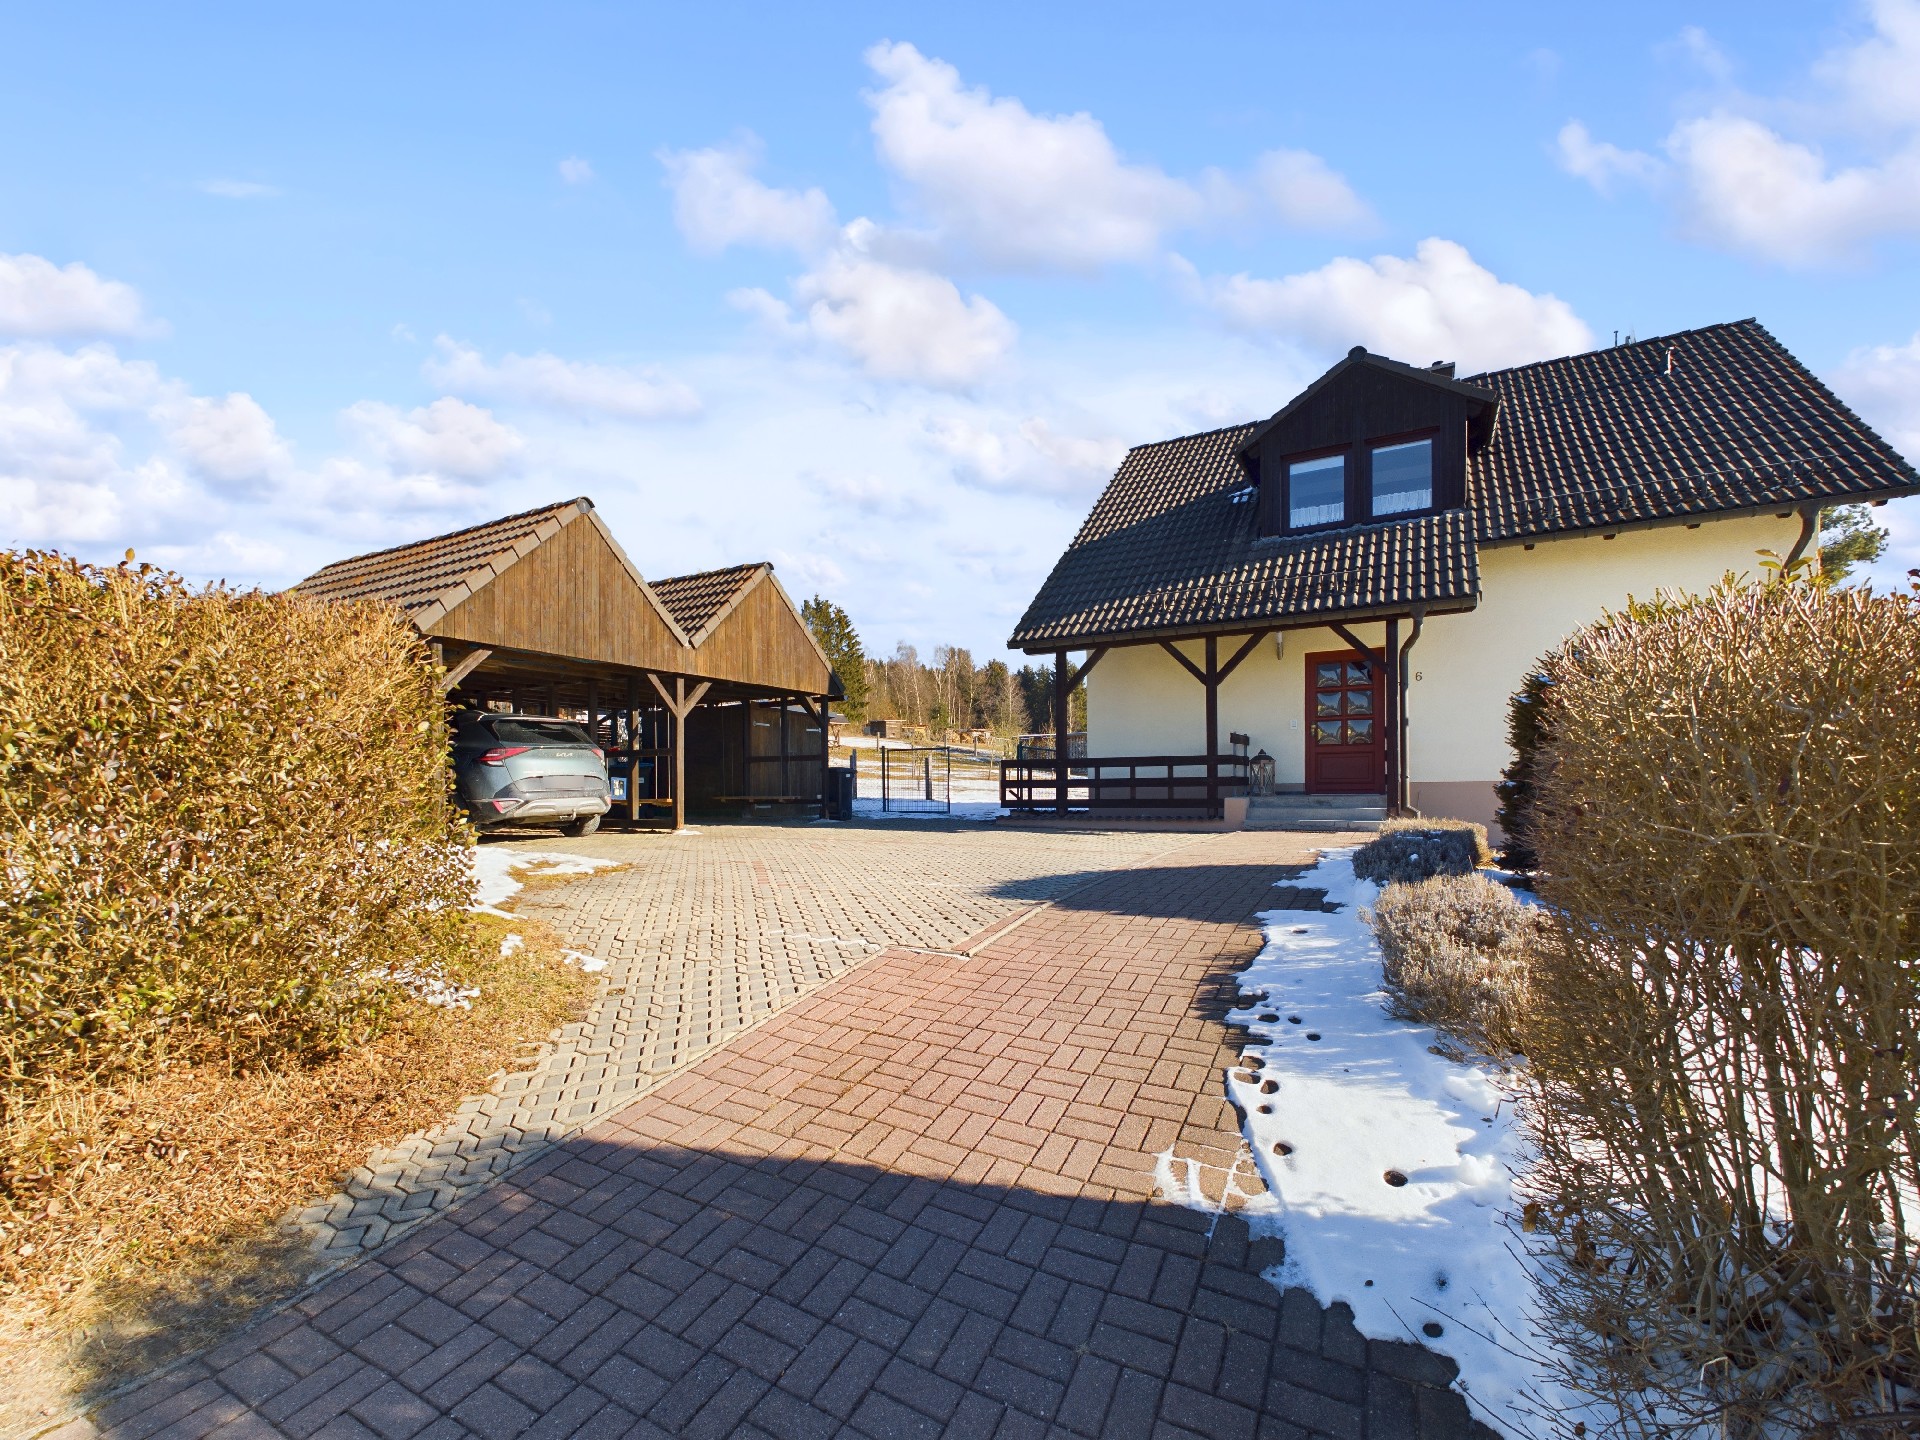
481,746,529,766
591,747,604,761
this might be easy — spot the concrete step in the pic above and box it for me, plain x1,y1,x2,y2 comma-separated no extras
1244,793,1388,832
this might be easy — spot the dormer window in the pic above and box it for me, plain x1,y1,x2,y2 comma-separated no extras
1288,453,1347,528
1371,437,1433,516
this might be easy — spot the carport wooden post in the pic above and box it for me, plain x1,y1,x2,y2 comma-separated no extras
648,673,711,833
818,693,830,820
624,675,641,824
779,694,791,799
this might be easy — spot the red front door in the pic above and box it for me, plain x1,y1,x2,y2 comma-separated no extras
1306,651,1385,794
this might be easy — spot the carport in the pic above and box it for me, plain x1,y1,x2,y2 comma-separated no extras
298,497,836,829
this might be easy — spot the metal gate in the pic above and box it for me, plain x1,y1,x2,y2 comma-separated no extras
874,745,952,815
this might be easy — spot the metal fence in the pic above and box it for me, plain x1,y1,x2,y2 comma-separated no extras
871,745,953,815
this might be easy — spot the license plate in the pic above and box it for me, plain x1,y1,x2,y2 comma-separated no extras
610,777,629,800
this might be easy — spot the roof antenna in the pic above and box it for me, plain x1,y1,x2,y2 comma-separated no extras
1613,329,1619,347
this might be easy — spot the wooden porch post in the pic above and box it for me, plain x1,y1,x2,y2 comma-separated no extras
1053,649,1069,817
1204,635,1220,819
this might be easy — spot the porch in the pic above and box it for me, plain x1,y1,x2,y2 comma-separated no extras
1002,608,1429,822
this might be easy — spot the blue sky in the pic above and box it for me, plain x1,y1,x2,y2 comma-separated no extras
3,1,1917,661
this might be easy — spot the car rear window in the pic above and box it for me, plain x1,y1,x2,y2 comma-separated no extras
487,718,595,746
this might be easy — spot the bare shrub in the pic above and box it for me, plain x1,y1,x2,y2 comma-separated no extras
1364,874,1544,1056
1351,816,1491,885
1521,578,1920,1434
0,551,473,1094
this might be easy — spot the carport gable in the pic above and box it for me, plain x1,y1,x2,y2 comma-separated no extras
299,497,696,670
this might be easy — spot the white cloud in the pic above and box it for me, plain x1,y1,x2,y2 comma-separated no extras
1561,3,1920,266
808,471,938,521
1553,121,1662,196
0,342,184,546
864,40,1203,270
424,337,702,420
0,253,148,338
768,548,846,592
924,414,1125,499
1665,114,1920,265
1834,331,1920,459
738,224,1017,389
1250,149,1374,230
160,392,291,491
1813,0,1920,133
558,156,594,185
658,137,838,255
341,397,525,481
199,179,281,199
1661,24,1735,83
795,248,1013,389
1183,237,1594,373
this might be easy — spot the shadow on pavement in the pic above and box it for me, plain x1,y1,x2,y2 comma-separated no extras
92,1139,1495,1440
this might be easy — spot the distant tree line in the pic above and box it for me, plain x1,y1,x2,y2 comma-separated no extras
802,596,1085,734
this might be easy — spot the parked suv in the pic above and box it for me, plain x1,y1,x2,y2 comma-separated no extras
451,710,610,836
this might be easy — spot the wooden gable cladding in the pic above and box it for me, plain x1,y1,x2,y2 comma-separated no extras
1247,354,1494,537
426,506,693,672
689,567,833,694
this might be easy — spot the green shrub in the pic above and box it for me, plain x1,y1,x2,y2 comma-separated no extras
0,552,474,1097
1493,659,1556,872
1363,873,1543,1056
1522,577,1920,1433
1350,816,1490,885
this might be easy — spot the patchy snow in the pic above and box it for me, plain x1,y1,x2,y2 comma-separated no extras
374,962,480,1010
1228,850,1600,1438
470,847,619,916
498,933,524,958
560,948,607,973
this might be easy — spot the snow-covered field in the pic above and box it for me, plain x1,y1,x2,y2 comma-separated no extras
850,765,1007,822
1225,851,1600,1437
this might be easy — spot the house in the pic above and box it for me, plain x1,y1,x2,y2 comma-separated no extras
1008,320,1919,829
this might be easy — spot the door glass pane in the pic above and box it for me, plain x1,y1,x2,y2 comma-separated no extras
1344,690,1373,716
1288,454,1346,528
1316,663,1343,687
1315,720,1342,745
1345,719,1374,744
1372,438,1433,516
1316,691,1342,717
1345,662,1371,686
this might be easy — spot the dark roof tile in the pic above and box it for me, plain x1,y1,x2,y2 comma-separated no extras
1011,320,1918,650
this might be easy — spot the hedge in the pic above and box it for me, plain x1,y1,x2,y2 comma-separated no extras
1521,576,1920,1432
0,552,474,1098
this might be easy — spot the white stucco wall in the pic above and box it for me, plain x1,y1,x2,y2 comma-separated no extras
1083,513,1801,821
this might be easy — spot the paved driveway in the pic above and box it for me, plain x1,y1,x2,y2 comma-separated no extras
82,823,1495,1440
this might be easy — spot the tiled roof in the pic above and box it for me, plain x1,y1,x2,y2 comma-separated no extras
296,499,585,617
1010,426,1478,648
1465,319,1919,539
1011,319,1918,650
649,563,766,641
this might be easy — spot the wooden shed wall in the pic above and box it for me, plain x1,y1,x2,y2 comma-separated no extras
430,513,690,672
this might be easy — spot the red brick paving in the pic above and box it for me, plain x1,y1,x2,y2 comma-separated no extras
80,829,1492,1440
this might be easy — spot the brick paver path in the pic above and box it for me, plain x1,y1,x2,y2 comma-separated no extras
81,827,1495,1440
299,824,1189,1262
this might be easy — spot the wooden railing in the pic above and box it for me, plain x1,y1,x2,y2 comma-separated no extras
1000,754,1251,817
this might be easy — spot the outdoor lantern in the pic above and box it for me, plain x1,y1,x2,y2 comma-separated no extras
1250,749,1276,795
